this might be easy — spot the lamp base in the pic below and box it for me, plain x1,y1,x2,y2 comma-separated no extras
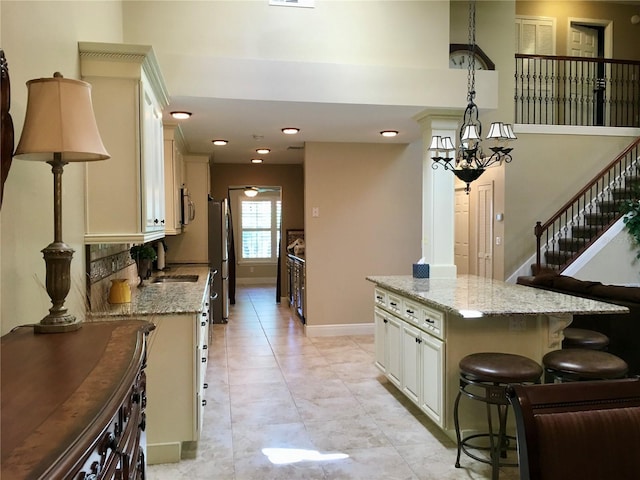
35,314,82,333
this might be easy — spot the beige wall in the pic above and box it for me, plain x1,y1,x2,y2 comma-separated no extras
516,0,640,60
0,1,123,335
210,163,304,291
305,141,422,328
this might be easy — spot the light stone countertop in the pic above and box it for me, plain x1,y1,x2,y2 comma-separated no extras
367,275,629,317
90,264,211,318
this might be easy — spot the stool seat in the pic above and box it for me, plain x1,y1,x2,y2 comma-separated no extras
459,352,544,384
562,328,609,350
455,353,542,480
543,349,628,381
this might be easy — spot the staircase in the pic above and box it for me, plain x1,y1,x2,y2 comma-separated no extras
534,138,640,274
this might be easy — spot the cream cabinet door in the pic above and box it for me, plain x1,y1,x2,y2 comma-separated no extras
401,322,421,405
141,75,165,234
420,332,444,426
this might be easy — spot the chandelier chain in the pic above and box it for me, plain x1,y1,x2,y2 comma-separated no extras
467,0,476,102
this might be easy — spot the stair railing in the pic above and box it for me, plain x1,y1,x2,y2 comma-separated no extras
534,137,640,273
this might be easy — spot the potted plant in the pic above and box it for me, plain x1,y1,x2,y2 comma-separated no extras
130,244,157,286
619,186,640,259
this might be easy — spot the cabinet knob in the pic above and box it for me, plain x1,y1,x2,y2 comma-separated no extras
201,321,206,327
202,399,207,407
383,318,388,324
154,218,159,224
204,383,208,389
203,345,208,350
161,219,165,224
202,357,207,363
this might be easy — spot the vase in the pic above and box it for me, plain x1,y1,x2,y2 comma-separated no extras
135,258,152,287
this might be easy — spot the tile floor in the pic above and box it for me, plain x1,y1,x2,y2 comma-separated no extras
148,285,520,480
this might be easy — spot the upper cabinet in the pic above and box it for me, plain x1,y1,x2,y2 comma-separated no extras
163,124,185,236
79,42,169,244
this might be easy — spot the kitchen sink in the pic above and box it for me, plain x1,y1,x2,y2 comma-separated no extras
152,275,199,283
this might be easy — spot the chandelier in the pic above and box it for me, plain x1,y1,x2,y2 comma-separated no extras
429,0,516,194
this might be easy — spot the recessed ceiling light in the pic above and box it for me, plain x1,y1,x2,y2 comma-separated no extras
380,130,399,137
212,139,229,146
170,111,192,119
256,148,271,154
282,127,300,135
251,158,263,164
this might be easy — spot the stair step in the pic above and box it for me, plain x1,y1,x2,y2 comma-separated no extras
571,225,601,238
584,211,617,225
544,250,573,265
598,200,623,213
558,237,588,251
612,188,637,200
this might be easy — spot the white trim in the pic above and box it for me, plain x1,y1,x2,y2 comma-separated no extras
515,124,640,137
568,17,613,59
563,218,625,276
304,323,374,337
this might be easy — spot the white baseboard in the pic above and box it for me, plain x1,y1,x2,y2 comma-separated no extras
236,277,277,285
304,322,374,337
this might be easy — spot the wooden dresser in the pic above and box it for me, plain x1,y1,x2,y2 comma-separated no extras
1,320,154,480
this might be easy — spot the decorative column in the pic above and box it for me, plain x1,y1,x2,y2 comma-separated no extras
417,112,460,279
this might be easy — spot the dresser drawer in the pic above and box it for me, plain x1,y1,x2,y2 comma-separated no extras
387,293,402,315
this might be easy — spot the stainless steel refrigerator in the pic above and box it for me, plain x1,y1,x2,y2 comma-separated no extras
208,196,229,323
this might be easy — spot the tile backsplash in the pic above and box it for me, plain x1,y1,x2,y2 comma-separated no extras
86,243,138,311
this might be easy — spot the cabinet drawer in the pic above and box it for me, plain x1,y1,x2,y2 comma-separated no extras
420,306,444,339
403,299,421,326
387,293,402,315
374,288,387,308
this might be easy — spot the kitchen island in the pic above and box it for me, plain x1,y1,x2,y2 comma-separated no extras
367,274,628,437
90,264,212,465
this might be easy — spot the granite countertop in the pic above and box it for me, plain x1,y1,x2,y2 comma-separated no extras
91,264,211,318
367,275,629,317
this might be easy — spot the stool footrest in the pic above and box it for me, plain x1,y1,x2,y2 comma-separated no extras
457,433,518,468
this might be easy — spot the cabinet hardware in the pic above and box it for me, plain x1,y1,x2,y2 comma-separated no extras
383,318,388,324
425,318,435,324
202,357,207,363
202,400,207,407
203,345,208,349
201,321,206,327
406,309,415,315
390,302,398,307
204,383,208,389
154,218,159,224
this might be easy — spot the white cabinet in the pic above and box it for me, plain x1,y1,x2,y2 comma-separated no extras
374,288,445,428
145,281,210,465
374,308,402,388
79,42,169,244
163,125,184,235
420,331,443,425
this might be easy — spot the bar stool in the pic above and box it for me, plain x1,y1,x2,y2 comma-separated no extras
543,349,628,383
562,327,609,350
454,352,543,480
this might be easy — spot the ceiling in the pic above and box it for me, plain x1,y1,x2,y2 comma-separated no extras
162,96,427,165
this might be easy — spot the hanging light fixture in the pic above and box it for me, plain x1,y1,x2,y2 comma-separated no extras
429,0,516,194
244,186,259,197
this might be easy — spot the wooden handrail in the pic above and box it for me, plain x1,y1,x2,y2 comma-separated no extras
534,137,640,273
516,53,640,66
538,139,640,232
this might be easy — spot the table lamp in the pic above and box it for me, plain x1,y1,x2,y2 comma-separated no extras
14,72,110,333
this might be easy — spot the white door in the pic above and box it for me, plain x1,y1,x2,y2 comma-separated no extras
454,189,470,274
476,183,493,279
569,24,599,125
420,332,443,426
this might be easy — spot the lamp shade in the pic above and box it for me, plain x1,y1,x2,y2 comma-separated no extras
14,73,109,162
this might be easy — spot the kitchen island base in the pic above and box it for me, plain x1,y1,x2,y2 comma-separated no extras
369,275,628,439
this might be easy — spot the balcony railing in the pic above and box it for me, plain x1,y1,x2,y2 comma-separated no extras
515,54,640,128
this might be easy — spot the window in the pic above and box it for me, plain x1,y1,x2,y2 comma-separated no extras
239,196,281,263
